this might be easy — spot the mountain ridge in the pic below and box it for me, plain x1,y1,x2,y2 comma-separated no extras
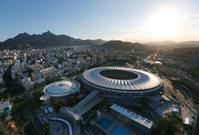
0,31,106,49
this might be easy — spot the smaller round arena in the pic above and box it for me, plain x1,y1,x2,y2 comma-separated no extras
43,80,80,97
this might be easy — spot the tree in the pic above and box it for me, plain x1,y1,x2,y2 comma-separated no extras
190,66,199,80
51,100,64,112
0,125,8,135
32,90,42,108
41,123,49,135
152,113,184,135
24,122,36,135
11,100,27,125
57,57,64,64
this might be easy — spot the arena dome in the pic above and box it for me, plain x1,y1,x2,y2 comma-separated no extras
43,80,80,97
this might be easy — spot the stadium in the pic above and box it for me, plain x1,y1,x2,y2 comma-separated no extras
43,80,80,98
80,67,163,103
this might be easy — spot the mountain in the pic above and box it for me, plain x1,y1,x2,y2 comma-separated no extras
0,31,106,49
178,41,199,48
145,41,177,46
101,40,145,51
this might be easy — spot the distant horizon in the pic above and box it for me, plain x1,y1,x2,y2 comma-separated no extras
1,30,199,44
1,0,199,42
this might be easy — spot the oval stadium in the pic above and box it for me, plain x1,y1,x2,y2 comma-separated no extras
80,67,163,97
43,80,80,98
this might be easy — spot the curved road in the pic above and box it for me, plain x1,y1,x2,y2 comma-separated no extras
51,117,73,135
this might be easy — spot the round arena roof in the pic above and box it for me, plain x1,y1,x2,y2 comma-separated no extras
81,67,162,94
43,80,80,97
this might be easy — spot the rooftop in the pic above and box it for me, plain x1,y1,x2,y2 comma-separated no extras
0,100,12,113
110,104,153,129
81,67,162,92
43,80,80,97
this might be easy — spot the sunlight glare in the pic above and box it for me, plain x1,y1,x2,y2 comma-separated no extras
146,8,182,39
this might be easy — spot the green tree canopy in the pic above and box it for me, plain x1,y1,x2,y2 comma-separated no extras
41,123,49,135
11,99,27,125
152,113,184,135
51,100,64,112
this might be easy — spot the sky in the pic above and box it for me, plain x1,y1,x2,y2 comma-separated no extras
1,0,199,42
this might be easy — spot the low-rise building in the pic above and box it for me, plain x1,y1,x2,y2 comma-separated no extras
0,100,12,117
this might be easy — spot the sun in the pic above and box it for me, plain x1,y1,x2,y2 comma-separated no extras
146,8,182,39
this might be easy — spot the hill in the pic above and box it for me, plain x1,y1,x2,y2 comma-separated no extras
145,41,199,48
101,40,145,51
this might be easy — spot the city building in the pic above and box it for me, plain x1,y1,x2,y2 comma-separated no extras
20,77,34,91
0,100,12,117
40,66,57,80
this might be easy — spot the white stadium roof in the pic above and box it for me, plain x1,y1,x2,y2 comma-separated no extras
81,67,162,94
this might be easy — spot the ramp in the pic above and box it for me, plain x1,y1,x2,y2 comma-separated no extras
72,90,102,115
